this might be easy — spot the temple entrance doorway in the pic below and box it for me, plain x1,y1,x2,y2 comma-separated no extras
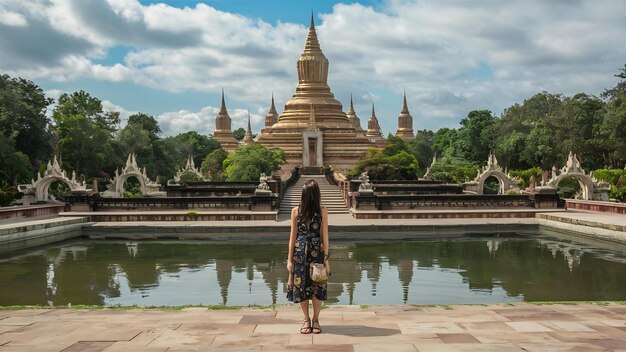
308,138,316,166
302,131,323,167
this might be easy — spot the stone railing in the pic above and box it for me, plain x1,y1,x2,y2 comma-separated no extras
565,199,626,215
66,195,278,212
348,180,462,194
165,182,259,197
351,193,564,211
0,204,66,220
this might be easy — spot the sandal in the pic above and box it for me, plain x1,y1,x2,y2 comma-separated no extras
300,319,312,334
311,320,322,334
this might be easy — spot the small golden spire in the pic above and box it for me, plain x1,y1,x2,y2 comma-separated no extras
220,89,227,114
304,12,321,53
348,94,355,114
402,90,409,113
243,111,254,144
396,90,415,139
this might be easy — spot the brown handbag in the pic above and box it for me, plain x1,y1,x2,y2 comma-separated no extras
310,263,328,283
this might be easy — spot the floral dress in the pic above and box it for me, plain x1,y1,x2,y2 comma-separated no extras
287,209,327,302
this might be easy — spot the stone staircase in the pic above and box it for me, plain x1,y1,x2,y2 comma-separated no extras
279,175,348,214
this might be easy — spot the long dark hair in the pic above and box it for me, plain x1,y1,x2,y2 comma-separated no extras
299,179,321,223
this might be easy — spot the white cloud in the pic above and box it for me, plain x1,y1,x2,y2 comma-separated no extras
1,0,625,133
0,10,28,26
102,99,136,127
155,104,264,137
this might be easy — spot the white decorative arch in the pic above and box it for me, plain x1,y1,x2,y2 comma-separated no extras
17,156,92,204
463,152,520,194
173,155,206,183
101,154,165,198
545,151,609,201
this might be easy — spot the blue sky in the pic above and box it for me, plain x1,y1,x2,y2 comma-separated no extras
1,0,625,137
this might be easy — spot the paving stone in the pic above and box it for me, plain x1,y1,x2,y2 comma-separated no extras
398,322,465,334
353,343,417,352
177,323,256,334
0,304,624,351
459,322,515,332
254,324,300,334
61,341,115,352
415,343,525,351
473,331,562,344
506,321,554,332
211,334,290,349
239,315,293,324
101,341,169,352
0,342,76,352
312,331,436,346
147,330,217,348
515,342,609,352
540,321,596,332
437,333,481,343
600,320,626,328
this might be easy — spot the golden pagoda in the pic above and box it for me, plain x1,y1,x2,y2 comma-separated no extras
257,14,375,171
261,94,278,135
396,91,415,139
346,94,365,136
243,112,254,145
213,90,238,152
366,102,384,143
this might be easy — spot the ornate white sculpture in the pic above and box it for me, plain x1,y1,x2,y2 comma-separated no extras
101,153,165,198
16,156,92,204
358,171,373,192
545,151,609,200
254,172,272,195
173,155,206,183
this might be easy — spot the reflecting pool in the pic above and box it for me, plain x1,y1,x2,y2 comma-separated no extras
1,233,626,306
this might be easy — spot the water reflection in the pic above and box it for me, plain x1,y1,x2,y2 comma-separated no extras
1,235,626,306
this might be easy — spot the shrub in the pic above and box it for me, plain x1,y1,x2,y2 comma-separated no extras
509,167,542,188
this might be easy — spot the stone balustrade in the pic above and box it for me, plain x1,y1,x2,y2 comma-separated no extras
565,199,626,214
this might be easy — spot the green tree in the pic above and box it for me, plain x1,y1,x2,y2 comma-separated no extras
456,110,499,164
200,148,228,181
557,93,605,169
432,128,459,158
126,113,161,141
497,92,563,169
52,91,118,178
174,131,220,165
117,113,161,177
232,127,246,141
407,130,434,174
601,64,626,101
599,91,626,168
223,144,285,181
0,74,52,165
351,148,419,181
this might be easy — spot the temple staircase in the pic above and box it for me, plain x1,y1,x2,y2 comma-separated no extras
279,175,348,214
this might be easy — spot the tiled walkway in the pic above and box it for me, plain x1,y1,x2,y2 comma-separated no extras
1,303,625,351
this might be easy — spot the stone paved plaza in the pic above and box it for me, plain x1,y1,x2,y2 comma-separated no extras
1,303,625,351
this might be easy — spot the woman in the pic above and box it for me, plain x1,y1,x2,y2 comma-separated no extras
286,179,331,334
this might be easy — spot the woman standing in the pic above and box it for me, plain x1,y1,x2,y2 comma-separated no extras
286,179,331,334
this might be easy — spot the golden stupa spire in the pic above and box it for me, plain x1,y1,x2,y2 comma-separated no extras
346,94,363,132
269,12,352,129
402,90,409,113
396,90,415,139
219,89,227,114
348,94,356,114
243,111,254,144
367,102,383,139
213,89,237,151
264,93,278,128
304,12,321,53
